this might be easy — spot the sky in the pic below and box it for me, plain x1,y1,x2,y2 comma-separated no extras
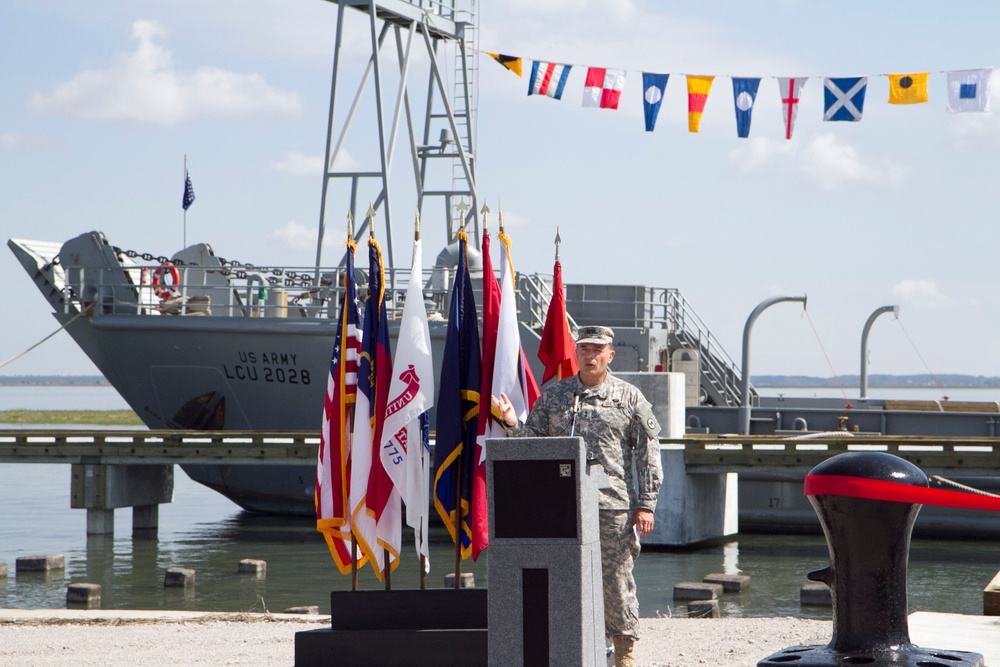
4,0,1000,382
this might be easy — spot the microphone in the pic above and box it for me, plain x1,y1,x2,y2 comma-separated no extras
569,392,581,437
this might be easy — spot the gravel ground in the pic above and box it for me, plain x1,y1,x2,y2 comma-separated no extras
0,612,833,666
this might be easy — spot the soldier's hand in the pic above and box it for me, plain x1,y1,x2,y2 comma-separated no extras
633,509,654,538
491,393,517,427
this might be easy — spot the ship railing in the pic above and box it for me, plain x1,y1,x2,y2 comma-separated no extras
58,262,534,322
662,289,750,405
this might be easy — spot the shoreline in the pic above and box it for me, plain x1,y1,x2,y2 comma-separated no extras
2,611,996,666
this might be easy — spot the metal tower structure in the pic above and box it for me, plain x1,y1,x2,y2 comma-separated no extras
313,0,479,273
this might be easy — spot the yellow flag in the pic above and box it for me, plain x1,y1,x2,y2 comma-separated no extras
486,52,522,78
887,73,929,105
686,75,715,132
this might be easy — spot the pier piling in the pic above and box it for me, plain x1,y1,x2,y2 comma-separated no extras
164,567,196,587
67,583,101,609
16,554,65,573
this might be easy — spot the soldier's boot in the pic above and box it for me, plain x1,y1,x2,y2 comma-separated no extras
613,635,635,667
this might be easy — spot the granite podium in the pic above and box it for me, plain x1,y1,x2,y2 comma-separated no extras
486,436,607,667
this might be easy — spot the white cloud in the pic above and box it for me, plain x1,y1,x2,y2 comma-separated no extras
728,137,797,171
891,279,948,309
798,134,882,190
729,133,908,189
0,132,54,148
29,20,300,125
271,220,317,250
272,151,324,177
272,149,360,176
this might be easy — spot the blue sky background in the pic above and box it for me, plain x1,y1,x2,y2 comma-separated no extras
4,0,1000,382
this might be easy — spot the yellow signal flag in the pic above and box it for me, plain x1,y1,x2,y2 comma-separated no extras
887,73,929,105
686,75,715,132
486,52,522,78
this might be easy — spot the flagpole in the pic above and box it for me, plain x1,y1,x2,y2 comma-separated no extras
347,211,359,593
415,212,428,592
453,456,463,590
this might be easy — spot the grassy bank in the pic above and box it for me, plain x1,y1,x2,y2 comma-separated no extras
0,410,144,426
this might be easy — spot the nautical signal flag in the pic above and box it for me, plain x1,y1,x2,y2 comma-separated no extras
528,61,571,100
486,52,522,77
582,67,625,110
686,75,714,132
824,77,867,122
887,73,929,105
778,77,807,140
642,72,669,132
731,77,760,138
947,69,992,113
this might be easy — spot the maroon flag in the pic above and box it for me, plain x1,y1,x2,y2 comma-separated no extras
471,230,501,560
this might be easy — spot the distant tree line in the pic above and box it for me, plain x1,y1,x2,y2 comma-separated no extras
0,375,109,385
753,374,1000,387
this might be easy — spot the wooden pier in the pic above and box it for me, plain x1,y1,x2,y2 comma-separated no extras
0,430,319,535
3,429,998,541
674,434,1000,478
0,430,319,465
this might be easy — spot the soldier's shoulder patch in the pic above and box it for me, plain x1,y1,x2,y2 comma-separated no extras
636,400,661,438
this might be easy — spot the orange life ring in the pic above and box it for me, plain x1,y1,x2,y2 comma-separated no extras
152,262,180,299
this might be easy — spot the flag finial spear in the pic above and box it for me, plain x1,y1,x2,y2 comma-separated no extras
414,208,421,241
367,204,376,239
480,201,490,233
347,210,354,240
555,227,561,261
498,199,505,234
455,199,468,232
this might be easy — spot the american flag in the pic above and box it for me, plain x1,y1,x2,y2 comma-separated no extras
182,171,196,210
316,240,365,574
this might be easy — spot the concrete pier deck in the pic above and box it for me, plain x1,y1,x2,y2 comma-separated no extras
0,609,995,666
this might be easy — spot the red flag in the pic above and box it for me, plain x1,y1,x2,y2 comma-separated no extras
538,258,579,384
473,231,542,560
316,240,367,574
471,231,500,560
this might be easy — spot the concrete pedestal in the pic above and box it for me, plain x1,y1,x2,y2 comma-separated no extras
486,436,606,667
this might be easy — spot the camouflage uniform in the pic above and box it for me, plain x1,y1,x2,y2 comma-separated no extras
506,372,662,639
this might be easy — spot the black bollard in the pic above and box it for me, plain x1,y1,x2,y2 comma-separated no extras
758,451,984,667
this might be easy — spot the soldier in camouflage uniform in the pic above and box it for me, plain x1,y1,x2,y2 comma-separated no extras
493,325,662,667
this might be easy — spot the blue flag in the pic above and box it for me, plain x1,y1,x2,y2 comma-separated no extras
824,77,867,122
642,72,669,132
731,77,761,138
433,230,481,558
182,171,196,210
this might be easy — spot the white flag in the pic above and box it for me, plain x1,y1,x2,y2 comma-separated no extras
380,239,435,566
777,77,808,140
947,69,992,113
492,235,531,424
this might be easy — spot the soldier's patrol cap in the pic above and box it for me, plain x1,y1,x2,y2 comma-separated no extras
575,325,614,346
